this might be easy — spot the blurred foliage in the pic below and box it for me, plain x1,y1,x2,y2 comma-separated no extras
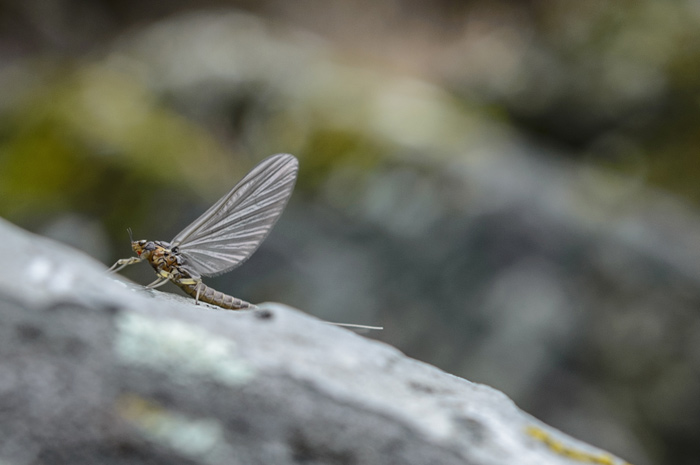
2,1,700,465
0,63,239,241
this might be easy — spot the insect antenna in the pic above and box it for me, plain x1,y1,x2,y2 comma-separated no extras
127,227,134,242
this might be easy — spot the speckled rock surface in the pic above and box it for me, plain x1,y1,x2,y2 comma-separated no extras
0,218,632,465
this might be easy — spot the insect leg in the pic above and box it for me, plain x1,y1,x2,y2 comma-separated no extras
145,277,170,289
108,256,143,273
146,269,175,289
195,281,203,304
176,276,203,305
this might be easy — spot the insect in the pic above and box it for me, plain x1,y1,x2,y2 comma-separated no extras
109,153,298,310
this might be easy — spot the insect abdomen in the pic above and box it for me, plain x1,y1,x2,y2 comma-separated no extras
176,281,254,310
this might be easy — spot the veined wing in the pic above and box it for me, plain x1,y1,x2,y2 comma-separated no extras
171,153,298,277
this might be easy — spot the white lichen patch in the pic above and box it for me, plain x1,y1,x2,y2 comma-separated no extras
115,312,254,386
25,257,76,294
26,258,52,282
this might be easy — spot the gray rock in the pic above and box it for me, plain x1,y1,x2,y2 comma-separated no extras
0,218,631,465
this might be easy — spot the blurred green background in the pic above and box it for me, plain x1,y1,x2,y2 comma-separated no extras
2,1,700,464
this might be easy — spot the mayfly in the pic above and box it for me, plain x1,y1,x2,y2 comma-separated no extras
109,153,298,310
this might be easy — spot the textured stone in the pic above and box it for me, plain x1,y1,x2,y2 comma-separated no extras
0,218,631,465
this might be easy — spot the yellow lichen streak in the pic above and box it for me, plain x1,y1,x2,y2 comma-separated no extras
524,425,633,465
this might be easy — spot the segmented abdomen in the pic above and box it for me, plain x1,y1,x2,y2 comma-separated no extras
175,281,254,310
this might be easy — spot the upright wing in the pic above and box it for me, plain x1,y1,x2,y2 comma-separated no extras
171,153,298,277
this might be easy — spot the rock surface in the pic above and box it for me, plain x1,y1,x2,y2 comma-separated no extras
0,218,632,465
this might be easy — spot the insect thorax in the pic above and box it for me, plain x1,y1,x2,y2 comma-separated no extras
146,241,183,273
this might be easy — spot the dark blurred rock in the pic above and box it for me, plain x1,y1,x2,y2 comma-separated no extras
0,218,632,465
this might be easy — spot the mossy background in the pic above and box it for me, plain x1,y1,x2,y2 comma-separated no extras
2,2,700,464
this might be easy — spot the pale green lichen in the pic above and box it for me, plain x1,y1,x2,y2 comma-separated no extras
117,394,237,463
115,312,254,386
